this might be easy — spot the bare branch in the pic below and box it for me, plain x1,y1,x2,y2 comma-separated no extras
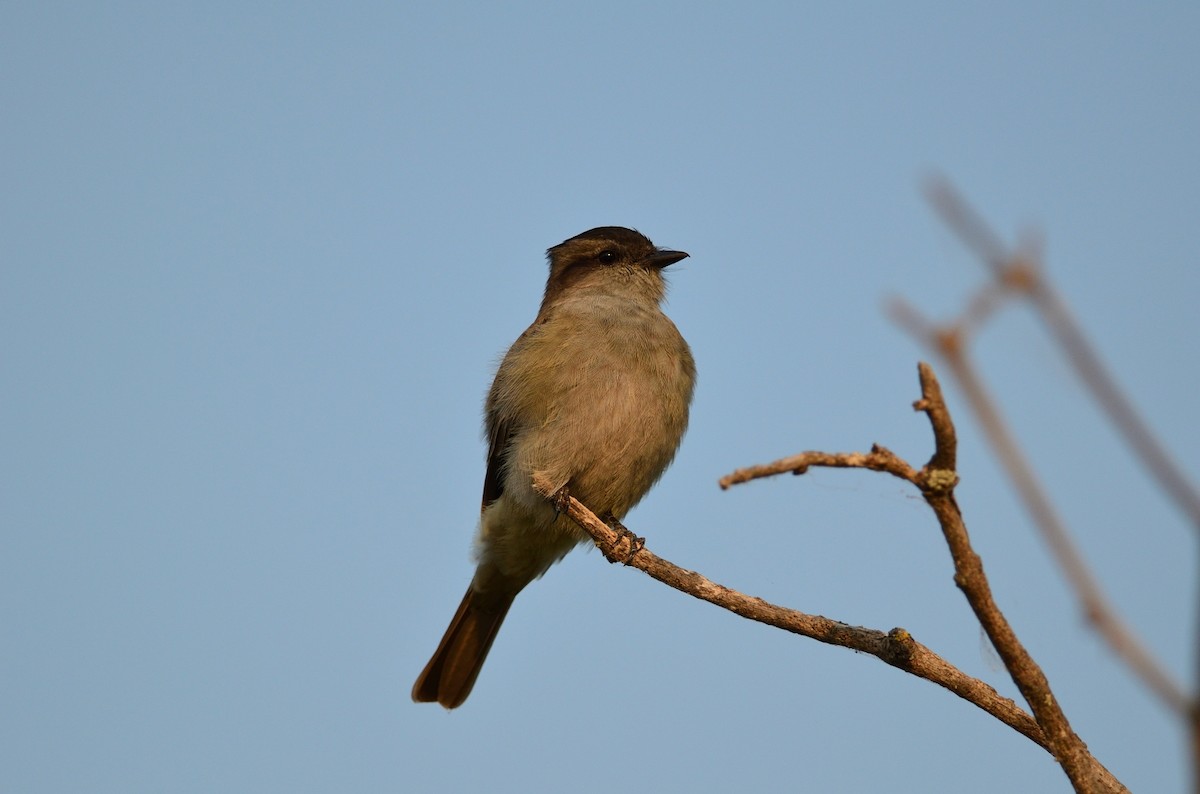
906,363,1123,793
718,362,1124,791
719,446,917,490
531,472,1047,750
914,362,956,473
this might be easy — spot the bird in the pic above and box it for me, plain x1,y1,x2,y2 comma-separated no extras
412,226,696,709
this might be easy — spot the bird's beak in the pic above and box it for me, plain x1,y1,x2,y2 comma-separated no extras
645,249,689,269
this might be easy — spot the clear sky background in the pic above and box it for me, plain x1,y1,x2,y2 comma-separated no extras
3,4,1197,793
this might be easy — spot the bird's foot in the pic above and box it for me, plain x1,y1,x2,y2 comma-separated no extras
551,484,572,522
600,514,644,565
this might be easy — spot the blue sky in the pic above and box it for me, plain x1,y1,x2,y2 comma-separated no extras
3,3,1197,792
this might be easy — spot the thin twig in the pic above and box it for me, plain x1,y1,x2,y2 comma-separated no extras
718,446,917,489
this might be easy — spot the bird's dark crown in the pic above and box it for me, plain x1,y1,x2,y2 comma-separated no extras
546,227,658,263
554,226,653,250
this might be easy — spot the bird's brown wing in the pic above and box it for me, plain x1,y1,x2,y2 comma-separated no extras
480,412,514,514
480,320,544,513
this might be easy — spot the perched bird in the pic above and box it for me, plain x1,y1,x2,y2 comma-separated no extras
412,226,696,708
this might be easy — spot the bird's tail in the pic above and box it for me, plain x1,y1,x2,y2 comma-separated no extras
411,579,519,709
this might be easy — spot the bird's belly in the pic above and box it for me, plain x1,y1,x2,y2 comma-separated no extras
517,362,690,519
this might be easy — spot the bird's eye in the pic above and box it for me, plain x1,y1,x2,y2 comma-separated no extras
597,250,618,264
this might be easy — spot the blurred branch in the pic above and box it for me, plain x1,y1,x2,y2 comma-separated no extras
926,177,1200,532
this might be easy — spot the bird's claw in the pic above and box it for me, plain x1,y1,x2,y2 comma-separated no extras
551,484,572,521
601,515,644,565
